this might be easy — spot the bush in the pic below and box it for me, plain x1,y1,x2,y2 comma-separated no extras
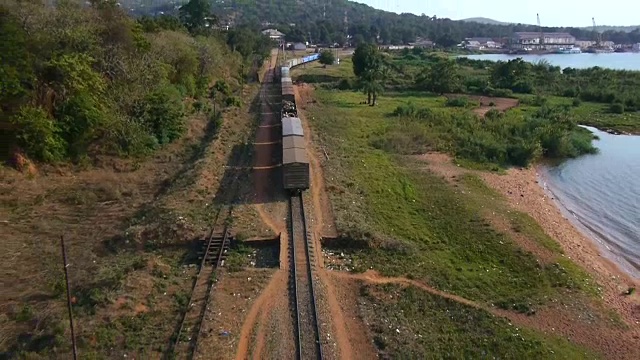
533,95,548,106
610,103,625,114
487,88,513,98
225,96,241,107
572,98,582,107
485,109,502,120
10,106,66,162
132,86,185,145
446,97,469,108
337,78,353,90
392,102,418,117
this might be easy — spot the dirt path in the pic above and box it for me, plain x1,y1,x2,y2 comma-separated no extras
236,50,294,360
294,83,360,360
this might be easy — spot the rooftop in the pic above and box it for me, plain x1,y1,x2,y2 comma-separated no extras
514,32,574,39
262,28,285,37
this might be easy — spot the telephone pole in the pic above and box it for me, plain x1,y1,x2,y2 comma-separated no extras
60,236,78,360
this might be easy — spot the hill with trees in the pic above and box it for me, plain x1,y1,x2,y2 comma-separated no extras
200,0,640,46
460,17,511,26
0,0,272,166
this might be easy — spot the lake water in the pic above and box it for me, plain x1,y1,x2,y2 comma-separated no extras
464,53,640,70
542,127,640,278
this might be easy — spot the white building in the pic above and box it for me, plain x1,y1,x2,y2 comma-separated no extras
575,40,594,49
465,37,500,50
511,32,575,50
633,43,640,52
262,29,285,41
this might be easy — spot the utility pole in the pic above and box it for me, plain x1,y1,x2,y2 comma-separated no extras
60,236,78,360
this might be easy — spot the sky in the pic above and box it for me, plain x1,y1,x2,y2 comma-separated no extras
353,0,640,27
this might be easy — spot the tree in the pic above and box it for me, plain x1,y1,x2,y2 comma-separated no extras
352,43,382,79
416,59,461,94
352,43,385,105
179,0,216,34
318,50,335,66
491,58,532,92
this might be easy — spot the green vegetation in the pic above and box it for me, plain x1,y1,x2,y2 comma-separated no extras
318,50,336,66
352,44,388,105
196,0,640,47
361,284,598,358
307,88,597,310
0,0,271,165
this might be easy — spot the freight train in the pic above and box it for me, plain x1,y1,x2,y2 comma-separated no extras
279,53,320,192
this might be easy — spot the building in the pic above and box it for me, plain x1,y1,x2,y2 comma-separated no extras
511,32,575,50
410,38,435,48
464,37,501,50
379,45,415,50
633,43,640,52
262,29,285,41
291,42,307,51
575,40,594,49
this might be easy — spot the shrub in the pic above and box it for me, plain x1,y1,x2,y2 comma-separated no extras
10,106,66,162
55,92,107,160
572,98,582,107
132,85,185,145
446,97,469,108
610,103,625,114
488,88,513,98
225,96,241,107
533,95,548,106
392,102,418,117
337,78,353,90
485,109,502,120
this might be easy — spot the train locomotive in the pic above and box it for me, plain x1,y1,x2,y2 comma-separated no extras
279,53,320,192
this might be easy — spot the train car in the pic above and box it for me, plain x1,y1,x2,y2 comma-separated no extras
281,117,307,189
281,77,295,103
282,116,303,137
281,117,309,191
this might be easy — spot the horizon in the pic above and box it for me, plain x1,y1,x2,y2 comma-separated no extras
353,0,640,28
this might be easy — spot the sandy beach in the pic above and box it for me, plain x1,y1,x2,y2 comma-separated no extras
420,152,640,328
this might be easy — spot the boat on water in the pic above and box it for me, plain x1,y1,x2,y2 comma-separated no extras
556,47,582,54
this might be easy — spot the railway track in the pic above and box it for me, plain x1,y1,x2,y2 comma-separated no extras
289,194,323,360
170,228,231,359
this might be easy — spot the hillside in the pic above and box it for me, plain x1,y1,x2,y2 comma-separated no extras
460,17,511,26
131,0,640,45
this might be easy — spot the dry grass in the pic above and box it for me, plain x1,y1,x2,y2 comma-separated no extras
0,83,268,357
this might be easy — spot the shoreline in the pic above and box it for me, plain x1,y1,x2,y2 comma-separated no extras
537,167,640,280
421,152,640,327
479,163,640,326
479,164,639,289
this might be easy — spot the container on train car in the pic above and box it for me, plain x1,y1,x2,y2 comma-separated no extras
281,117,304,137
281,77,295,103
282,145,309,191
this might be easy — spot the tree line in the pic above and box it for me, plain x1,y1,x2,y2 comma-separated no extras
182,0,640,47
1,0,273,166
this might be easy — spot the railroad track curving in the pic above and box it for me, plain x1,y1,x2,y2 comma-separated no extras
289,194,323,360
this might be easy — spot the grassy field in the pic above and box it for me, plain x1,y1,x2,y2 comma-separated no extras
515,94,640,134
303,87,597,309
291,56,620,354
360,284,598,359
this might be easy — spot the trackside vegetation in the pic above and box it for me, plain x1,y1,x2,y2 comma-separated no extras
0,0,272,165
361,284,597,359
293,53,628,355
